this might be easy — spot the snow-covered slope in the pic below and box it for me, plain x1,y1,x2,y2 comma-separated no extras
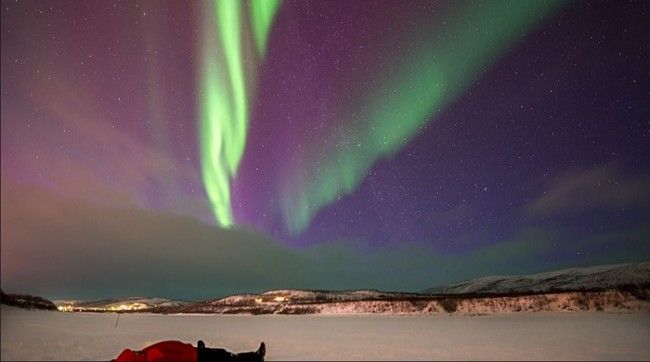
159,263,650,315
160,289,649,315
423,262,650,295
54,297,188,312
161,289,427,314
51,262,650,315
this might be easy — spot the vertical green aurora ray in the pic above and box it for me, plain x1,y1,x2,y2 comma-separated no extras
216,0,247,176
281,0,567,234
250,0,282,57
198,0,243,228
199,0,281,227
199,1,233,227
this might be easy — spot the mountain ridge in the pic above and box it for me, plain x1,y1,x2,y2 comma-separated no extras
53,262,650,315
422,262,650,295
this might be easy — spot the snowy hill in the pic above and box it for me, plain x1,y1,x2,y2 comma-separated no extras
156,262,650,315
54,297,188,312
158,288,649,315
423,262,650,295
156,289,430,314
52,262,650,315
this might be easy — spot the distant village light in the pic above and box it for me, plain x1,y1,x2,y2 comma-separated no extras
56,302,150,312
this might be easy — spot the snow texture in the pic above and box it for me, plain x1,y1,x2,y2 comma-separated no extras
2,306,649,360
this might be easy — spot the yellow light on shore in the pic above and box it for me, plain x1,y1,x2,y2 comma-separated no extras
108,303,148,311
57,302,150,312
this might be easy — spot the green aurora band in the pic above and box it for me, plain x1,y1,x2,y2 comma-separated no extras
280,0,567,234
250,0,283,57
199,0,281,227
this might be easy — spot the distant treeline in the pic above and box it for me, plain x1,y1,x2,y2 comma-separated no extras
1,289,57,311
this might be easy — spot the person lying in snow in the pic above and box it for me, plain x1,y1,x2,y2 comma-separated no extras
113,340,266,362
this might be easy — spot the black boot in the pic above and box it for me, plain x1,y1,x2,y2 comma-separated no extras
257,342,266,360
232,342,266,361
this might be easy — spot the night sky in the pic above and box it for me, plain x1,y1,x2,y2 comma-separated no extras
1,0,649,300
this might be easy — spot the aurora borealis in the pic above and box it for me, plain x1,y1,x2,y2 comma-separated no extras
276,0,565,234
200,0,281,227
1,0,649,300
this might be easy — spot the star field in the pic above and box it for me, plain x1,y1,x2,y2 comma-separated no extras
1,0,648,299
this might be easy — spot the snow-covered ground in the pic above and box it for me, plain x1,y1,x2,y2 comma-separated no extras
2,306,649,360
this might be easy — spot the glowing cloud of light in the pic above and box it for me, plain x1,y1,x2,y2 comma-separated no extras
280,0,566,234
199,0,281,227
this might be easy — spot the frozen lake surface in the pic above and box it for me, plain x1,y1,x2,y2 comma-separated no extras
2,306,649,360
